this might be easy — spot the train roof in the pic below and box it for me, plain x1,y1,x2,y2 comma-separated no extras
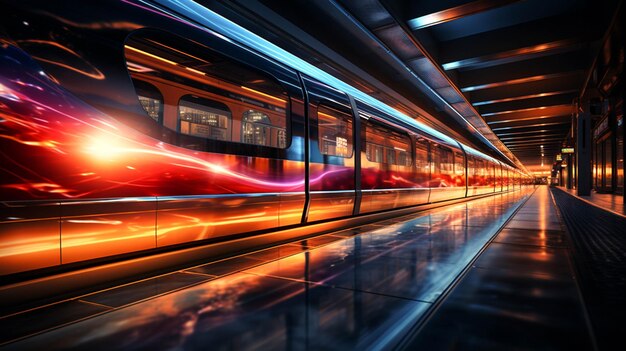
153,0,518,170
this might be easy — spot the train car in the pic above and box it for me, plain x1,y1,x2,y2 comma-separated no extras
0,1,529,277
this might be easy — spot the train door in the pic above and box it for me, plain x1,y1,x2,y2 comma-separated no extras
301,76,356,222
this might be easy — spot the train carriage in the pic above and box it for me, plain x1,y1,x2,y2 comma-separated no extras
0,0,530,277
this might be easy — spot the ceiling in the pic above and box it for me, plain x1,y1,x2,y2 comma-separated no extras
396,0,619,171
206,0,620,172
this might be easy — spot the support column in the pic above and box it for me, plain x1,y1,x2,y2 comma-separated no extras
567,155,573,189
577,103,592,196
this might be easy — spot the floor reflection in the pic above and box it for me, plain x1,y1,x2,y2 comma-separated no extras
3,190,534,350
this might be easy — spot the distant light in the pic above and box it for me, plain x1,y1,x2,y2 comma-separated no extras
22,21,29,26
541,153,545,157
540,145,544,148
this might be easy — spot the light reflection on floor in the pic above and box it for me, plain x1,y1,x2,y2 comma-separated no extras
2,190,533,350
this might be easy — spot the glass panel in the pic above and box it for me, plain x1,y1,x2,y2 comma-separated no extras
317,104,353,157
467,157,476,186
133,79,163,122
454,153,465,177
364,122,411,166
240,110,286,147
617,98,624,193
415,139,429,186
124,29,289,150
432,145,455,187
179,96,231,141
606,138,612,188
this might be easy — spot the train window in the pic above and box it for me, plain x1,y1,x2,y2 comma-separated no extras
454,152,465,185
133,79,163,122
415,138,430,185
365,122,411,166
124,29,290,151
433,145,454,185
415,139,429,170
454,152,465,177
467,156,477,186
241,110,286,148
438,146,454,173
317,104,353,157
179,95,232,141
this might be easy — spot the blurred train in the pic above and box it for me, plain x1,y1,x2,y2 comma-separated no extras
0,1,532,277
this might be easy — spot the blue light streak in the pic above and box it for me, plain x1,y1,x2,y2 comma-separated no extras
151,0,520,169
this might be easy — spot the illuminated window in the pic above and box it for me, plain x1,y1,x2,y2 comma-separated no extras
455,152,465,177
132,79,162,122
317,104,353,157
179,95,231,141
438,147,454,173
124,29,290,152
365,122,411,166
242,110,286,148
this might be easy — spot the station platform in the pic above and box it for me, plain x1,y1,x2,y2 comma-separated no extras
0,187,599,350
557,187,625,217
551,187,626,350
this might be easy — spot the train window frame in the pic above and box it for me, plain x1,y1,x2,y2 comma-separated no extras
132,78,163,123
316,103,354,158
364,120,412,166
123,28,293,157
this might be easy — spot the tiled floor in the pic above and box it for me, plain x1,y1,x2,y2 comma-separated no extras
405,186,594,350
0,190,535,350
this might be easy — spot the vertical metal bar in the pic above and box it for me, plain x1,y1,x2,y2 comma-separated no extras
298,72,311,223
348,95,362,215
577,101,591,195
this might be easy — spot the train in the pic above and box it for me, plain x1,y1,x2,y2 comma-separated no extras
0,1,532,277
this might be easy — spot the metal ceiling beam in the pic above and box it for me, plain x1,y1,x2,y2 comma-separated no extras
472,90,579,106
488,115,569,127
495,127,570,136
466,71,585,102
442,38,585,71
477,93,576,115
407,0,521,30
509,144,562,149
505,139,565,147
508,143,563,149
510,144,562,148
438,11,596,63
461,71,583,92
496,128,569,137
500,133,566,141
482,104,572,118
458,51,589,87
491,120,570,131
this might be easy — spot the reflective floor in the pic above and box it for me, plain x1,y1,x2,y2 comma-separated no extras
1,191,537,350
560,186,626,216
406,186,595,350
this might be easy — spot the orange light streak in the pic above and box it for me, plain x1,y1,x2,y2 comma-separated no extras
240,86,286,104
125,45,177,66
